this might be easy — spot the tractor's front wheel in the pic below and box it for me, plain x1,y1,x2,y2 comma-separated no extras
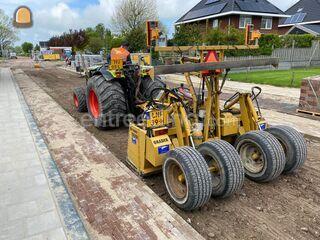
235,131,286,183
73,87,87,112
198,140,245,198
141,76,166,100
163,147,212,211
86,75,127,129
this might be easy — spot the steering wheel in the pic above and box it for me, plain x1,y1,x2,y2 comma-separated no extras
148,87,184,110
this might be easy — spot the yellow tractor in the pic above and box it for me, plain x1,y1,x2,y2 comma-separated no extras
127,44,307,211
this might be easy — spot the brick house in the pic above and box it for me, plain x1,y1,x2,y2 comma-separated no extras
175,0,289,34
278,0,320,36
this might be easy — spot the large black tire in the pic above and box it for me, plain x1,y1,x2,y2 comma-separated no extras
163,147,212,211
86,75,127,129
73,87,87,112
141,76,166,100
266,126,307,174
235,131,286,183
198,140,245,198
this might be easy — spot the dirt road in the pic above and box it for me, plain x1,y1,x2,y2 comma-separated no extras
12,61,320,240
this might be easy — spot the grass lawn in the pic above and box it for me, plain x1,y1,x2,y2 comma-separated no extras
229,67,320,88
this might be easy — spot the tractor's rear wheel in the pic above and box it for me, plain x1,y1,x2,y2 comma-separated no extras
86,75,127,129
266,126,307,173
73,87,87,112
141,76,166,100
163,147,212,211
235,131,286,183
198,140,245,198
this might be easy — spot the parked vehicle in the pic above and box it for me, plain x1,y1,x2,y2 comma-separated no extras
9,52,17,59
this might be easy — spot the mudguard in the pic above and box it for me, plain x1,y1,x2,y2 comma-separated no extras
91,65,115,81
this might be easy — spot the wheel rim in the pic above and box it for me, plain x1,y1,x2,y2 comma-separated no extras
204,155,222,189
165,159,188,204
89,89,100,118
239,142,265,174
73,94,79,108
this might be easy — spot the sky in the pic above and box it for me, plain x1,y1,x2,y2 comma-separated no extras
0,0,300,46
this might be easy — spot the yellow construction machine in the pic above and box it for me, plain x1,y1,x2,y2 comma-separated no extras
126,23,307,211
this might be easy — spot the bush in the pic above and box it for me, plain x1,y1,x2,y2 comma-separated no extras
171,25,317,57
173,24,202,46
258,34,280,55
205,26,244,45
205,28,225,45
281,34,316,48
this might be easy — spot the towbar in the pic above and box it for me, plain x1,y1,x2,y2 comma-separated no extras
154,58,279,75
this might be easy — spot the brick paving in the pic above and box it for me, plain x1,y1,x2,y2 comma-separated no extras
0,68,88,240
14,68,203,239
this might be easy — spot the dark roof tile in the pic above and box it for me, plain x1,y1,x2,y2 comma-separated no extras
176,0,286,23
280,0,320,25
304,24,320,34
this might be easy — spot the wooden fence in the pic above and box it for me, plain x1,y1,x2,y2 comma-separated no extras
225,40,320,70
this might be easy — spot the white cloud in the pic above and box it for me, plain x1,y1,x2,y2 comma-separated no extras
157,0,199,20
268,0,299,11
0,0,301,45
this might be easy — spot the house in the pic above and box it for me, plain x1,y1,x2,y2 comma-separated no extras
175,0,289,34
39,41,49,51
279,0,320,36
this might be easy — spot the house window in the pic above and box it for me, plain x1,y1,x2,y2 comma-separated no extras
239,15,252,29
212,19,219,28
261,17,273,30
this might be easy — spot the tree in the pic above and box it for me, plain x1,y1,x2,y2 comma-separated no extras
14,46,22,55
0,9,18,55
48,29,88,51
86,37,104,54
85,24,113,53
109,36,125,49
111,0,158,52
124,26,146,52
112,0,157,34
21,42,33,54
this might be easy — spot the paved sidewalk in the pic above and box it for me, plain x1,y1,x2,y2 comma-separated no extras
0,68,88,240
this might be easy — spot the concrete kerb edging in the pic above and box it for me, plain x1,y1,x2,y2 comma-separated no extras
11,70,89,239
13,68,204,240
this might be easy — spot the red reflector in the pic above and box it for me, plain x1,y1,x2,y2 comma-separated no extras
154,129,168,136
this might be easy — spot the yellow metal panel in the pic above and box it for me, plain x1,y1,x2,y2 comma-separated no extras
220,113,239,136
146,135,172,167
43,54,60,61
203,78,213,141
127,124,147,172
131,53,152,65
239,95,251,132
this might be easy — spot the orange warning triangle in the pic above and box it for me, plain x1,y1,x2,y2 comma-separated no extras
202,50,222,75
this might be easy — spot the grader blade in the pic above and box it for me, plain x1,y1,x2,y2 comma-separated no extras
154,58,279,75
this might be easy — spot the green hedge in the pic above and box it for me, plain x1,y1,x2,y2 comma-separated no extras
172,24,317,57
